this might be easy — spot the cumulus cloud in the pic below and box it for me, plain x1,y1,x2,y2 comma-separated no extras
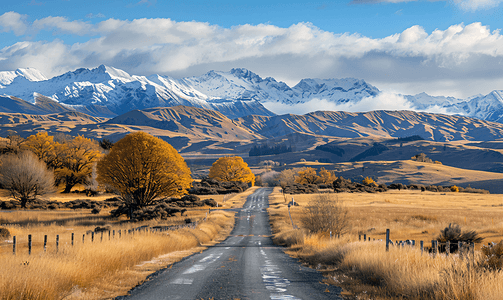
0,12,29,36
1,14,503,98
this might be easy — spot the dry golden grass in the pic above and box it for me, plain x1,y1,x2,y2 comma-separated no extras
0,187,256,299
0,210,236,300
268,187,503,300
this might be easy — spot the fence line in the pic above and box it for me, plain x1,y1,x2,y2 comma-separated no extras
359,228,476,262
5,219,205,256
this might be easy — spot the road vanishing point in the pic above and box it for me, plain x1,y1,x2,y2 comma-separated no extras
119,187,342,300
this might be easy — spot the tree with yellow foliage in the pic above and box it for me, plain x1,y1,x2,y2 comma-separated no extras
295,167,320,185
54,136,102,193
318,167,337,185
97,132,192,213
209,156,255,185
22,132,56,166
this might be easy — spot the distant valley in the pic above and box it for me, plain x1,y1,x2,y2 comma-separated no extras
1,105,503,177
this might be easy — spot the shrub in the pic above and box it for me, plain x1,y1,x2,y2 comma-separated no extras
437,223,482,252
450,185,459,192
301,194,350,236
481,241,503,270
362,176,377,186
0,151,56,208
0,227,10,239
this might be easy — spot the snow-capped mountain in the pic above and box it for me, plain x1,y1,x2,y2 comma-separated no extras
183,68,379,105
1,65,503,123
0,65,383,119
0,65,275,119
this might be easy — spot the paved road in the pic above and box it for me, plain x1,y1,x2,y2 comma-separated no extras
120,188,342,300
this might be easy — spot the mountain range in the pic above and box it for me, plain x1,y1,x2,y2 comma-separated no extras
2,65,503,123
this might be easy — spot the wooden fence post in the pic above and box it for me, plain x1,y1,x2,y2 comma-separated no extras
420,241,424,255
359,235,361,241
113,230,115,238
119,229,121,238
364,234,367,241
458,241,463,259
432,240,437,258
28,234,32,255
470,242,475,264
446,241,450,255
109,230,111,240
91,232,94,242
13,236,16,255
56,235,59,253
386,229,390,252
82,234,85,244
44,235,47,252
71,233,74,246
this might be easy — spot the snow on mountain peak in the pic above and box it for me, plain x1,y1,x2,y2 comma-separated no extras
1,65,503,123
15,68,48,82
0,67,47,86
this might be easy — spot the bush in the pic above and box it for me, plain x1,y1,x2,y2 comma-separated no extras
0,227,10,239
450,185,459,192
362,176,377,186
0,151,56,208
481,241,503,270
437,223,482,253
301,194,349,235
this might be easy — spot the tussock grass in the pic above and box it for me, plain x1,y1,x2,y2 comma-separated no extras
0,186,257,299
268,187,503,300
0,210,236,299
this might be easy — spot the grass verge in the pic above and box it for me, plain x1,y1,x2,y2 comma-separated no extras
268,187,503,300
0,187,257,299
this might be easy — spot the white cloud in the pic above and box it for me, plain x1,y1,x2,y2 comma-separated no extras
0,12,29,36
33,16,93,35
452,0,503,10
351,0,503,11
2,16,503,98
262,92,422,115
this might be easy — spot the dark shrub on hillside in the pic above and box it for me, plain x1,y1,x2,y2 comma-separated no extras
282,184,319,194
315,144,345,156
249,144,292,156
436,223,483,253
332,177,387,193
411,153,433,163
350,143,389,162
388,183,408,190
189,178,249,195
0,227,10,239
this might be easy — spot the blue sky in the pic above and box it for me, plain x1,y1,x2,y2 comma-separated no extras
1,0,503,98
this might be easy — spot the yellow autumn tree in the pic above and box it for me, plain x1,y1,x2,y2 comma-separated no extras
97,132,192,211
54,136,102,193
209,156,255,186
295,167,320,184
22,132,57,166
318,167,337,185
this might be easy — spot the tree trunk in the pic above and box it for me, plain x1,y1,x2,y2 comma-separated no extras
63,183,74,193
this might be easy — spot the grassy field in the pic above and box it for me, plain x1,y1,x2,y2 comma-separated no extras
268,187,503,300
0,187,256,299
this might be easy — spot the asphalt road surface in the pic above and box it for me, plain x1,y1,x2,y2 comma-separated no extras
120,187,342,300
